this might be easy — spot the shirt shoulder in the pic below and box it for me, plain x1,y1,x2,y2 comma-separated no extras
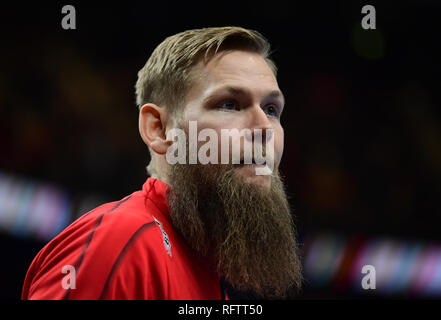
22,189,171,299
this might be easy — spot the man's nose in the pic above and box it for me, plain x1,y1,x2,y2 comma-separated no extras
248,105,274,142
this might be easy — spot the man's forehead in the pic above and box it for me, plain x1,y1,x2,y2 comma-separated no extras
190,51,282,102
204,50,276,81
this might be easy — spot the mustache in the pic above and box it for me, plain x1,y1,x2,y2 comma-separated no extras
168,123,278,174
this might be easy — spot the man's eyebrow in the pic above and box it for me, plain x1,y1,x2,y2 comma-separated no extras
203,85,285,104
267,89,285,104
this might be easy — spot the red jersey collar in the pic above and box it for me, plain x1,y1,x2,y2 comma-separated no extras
142,177,171,222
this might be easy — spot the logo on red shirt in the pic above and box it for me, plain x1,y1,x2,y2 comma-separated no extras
153,216,172,257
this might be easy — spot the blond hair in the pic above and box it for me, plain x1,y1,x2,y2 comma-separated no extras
135,26,277,176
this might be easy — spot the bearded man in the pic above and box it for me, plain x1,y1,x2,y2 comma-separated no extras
22,26,303,300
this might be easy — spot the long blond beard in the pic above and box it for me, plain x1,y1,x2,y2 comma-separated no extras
167,162,303,298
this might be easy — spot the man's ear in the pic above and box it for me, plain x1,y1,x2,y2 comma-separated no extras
139,103,171,154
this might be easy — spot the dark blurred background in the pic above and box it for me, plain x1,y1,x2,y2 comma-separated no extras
0,0,440,299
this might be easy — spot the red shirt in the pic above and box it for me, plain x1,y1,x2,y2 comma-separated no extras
22,178,226,300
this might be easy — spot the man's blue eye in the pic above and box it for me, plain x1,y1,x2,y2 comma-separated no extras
218,101,237,110
265,105,278,117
